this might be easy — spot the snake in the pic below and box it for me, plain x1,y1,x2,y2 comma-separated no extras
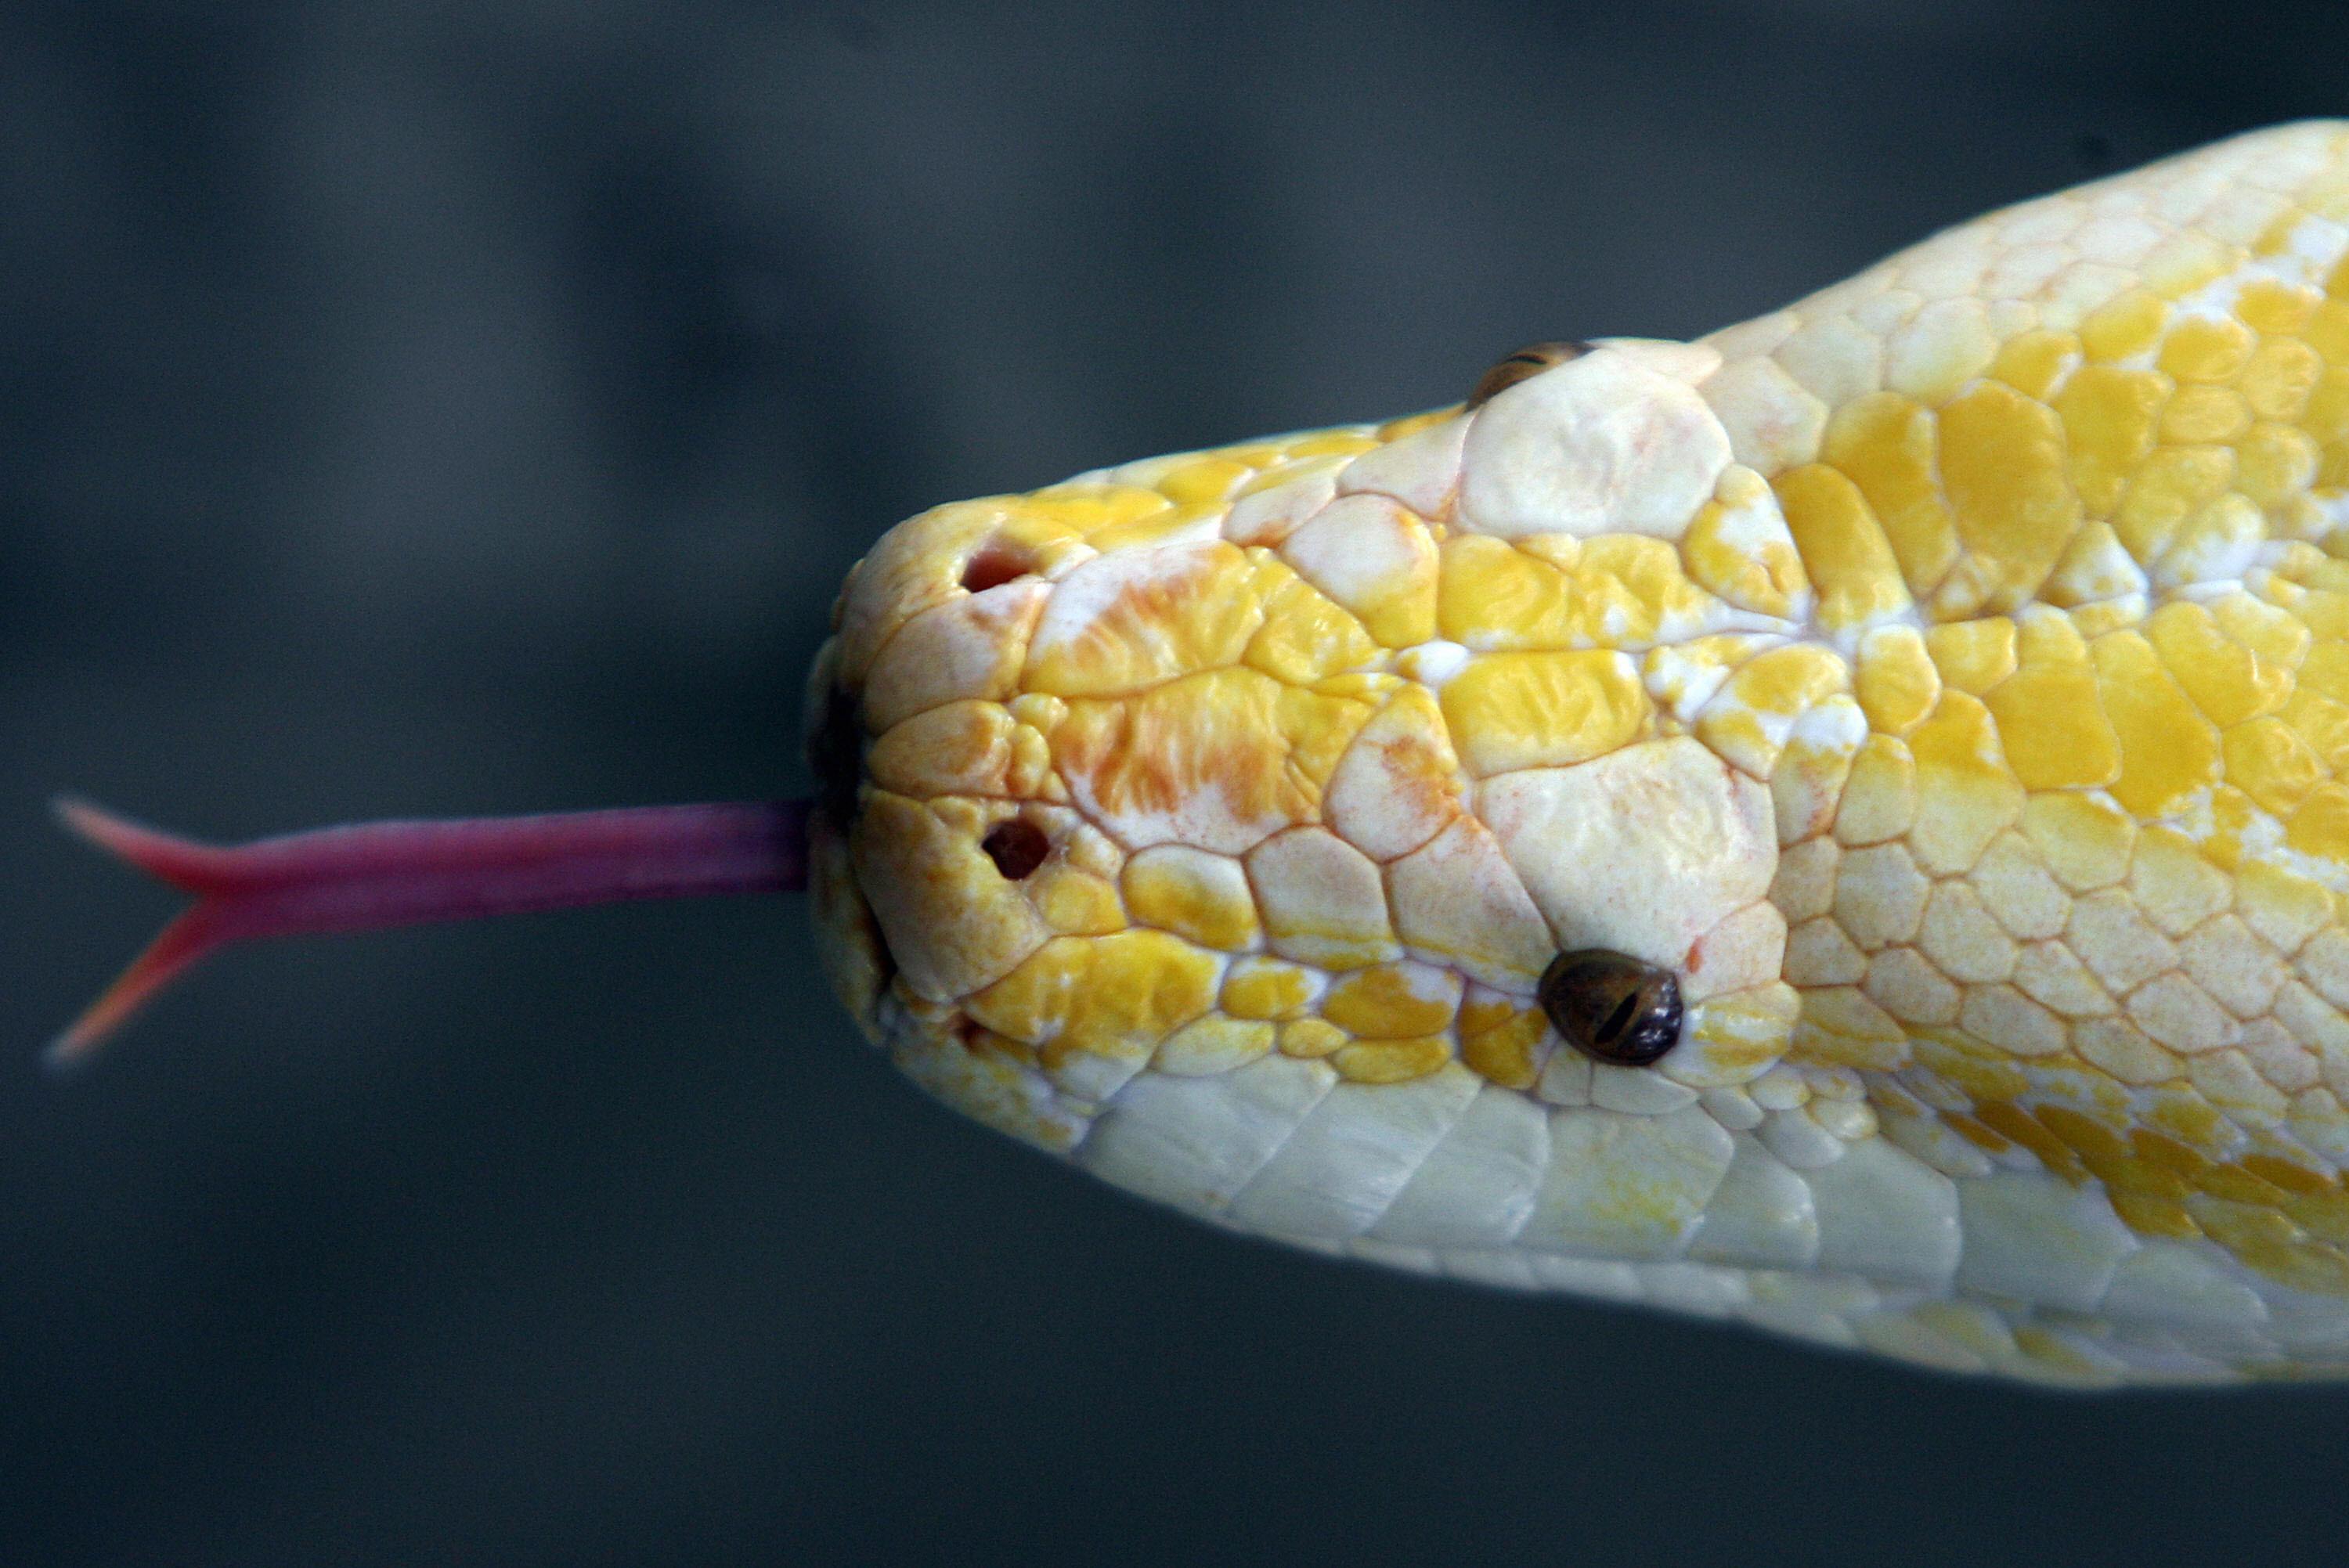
58,121,2349,1387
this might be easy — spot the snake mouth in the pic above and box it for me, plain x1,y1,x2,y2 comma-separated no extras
802,675,904,1034
807,684,867,830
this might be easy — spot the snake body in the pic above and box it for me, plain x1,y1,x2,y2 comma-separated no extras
808,123,2349,1385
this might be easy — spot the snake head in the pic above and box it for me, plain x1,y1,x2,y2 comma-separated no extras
806,124,2349,1388
806,337,1808,1209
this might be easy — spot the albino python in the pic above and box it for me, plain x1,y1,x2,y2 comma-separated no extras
63,122,2349,1386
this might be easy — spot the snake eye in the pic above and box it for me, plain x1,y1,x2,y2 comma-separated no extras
1467,340,1594,409
1539,949,1683,1067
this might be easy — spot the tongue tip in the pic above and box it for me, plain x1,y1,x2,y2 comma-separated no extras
45,796,817,1069
42,1029,97,1076
41,904,225,1071
52,795,232,893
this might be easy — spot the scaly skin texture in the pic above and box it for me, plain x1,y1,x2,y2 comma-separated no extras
809,122,2349,1386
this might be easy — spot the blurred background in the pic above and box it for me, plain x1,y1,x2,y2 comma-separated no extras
5,2,2348,1563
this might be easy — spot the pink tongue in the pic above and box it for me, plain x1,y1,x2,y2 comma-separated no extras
49,796,811,1067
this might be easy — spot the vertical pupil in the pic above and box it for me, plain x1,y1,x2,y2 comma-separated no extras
1598,990,1640,1043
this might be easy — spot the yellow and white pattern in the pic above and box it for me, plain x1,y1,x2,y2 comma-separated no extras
808,122,2349,1385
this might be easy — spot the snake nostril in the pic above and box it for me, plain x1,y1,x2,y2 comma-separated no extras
1540,949,1683,1067
961,539,1035,593
980,819,1050,880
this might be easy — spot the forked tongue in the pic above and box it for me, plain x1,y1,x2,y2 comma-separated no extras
49,796,812,1068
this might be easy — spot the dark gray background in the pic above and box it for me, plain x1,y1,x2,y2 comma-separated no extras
5,2,2346,1563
